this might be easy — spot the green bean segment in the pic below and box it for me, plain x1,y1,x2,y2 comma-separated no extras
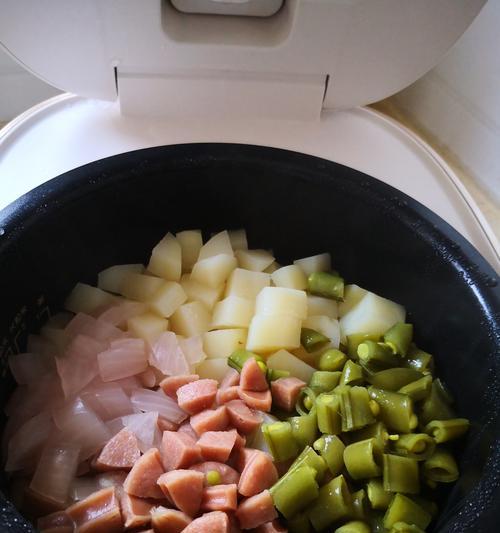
369,368,423,391
357,340,399,371
318,349,347,372
398,375,432,401
296,387,317,416
391,433,436,461
308,474,352,531
350,489,368,520
339,386,376,432
335,521,370,533
383,454,419,494
288,446,327,483
419,381,455,426
366,479,393,510
307,272,345,301
228,349,265,372
270,465,319,519
389,522,426,533
344,438,383,480
290,410,318,449
316,393,342,434
262,421,299,462
288,513,312,533
340,360,364,386
313,434,345,476
383,322,414,356
383,494,432,530
301,328,330,353
423,448,459,483
350,421,390,451
267,368,291,381
368,387,417,433
347,333,381,360
424,418,470,443
403,345,434,374
309,370,341,393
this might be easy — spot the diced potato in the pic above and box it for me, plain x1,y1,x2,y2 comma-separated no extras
203,329,247,359
191,254,237,288
97,264,144,294
65,283,116,315
338,284,368,317
235,249,275,272
271,265,307,290
127,313,168,343
255,287,307,319
294,253,331,277
292,345,323,368
211,296,255,329
147,233,182,281
307,295,338,318
303,315,340,348
246,314,301,353
120,273,164,302
225,268,270,300
266,349,316,382
180,275,224,311
263,262,281,274
148,282,187,318
170,301,212,337
176,230,203,272
195,358,231,383
228,229,248,251
339,291,406,340
199,230,233,260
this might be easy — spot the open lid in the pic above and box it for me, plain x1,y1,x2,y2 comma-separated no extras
0,0,485,120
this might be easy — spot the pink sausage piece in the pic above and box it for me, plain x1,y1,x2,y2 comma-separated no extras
182,511,230,533
240,359,268,392
201,483,238,512
238,451,278,497
237,389,272,412
123,448,165,500
270,377,306,412
94,428,140,472
177,379,218,415
236,490,278,530
66,487,123,533
37,511,73,533
232,448,258,474
226,400,263,435
159,374,199,399
190,406,229,436
189,461,240,486
151,506,192,533
217,385,241,405
250,520,288,533
231,429,247,450
119,491,154,530
198,430,238,463
178,421,199,441
157,469,204,517
161,431,202,471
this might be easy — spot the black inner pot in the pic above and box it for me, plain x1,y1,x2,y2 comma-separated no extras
0,144,498,532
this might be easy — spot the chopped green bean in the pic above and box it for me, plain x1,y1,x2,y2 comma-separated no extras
288,512,312,533
347,333,381,360
368,387,417,433
290,410,318,449
228,349,265,372
389,522,425,533
424,418,470,443
296,387,317,416
369,368,423,391
313,434,345,476
309,371,341,393
288,446,327,482
391,432,435,460
383,454,419,494
262,421,299,462
383,323,413,356
340,360,364,386
206,470,222,486
419,381,455,426
270,465,319,519
335,521,370,533
344,438,383,480
398,375,432,401
408,496,438,518
316,393,342,435
308,474,352,531
307,272,345,301
434,378,454,404
350,489,368,521
357,340,399,371
350,421,390,451
368,512,387,533
267,368,291,381
301,328,330,353
383,494,431,530
319,349,347,372
402,344,434,374
366,479,393,510
423,448,459,483
339,386,376,432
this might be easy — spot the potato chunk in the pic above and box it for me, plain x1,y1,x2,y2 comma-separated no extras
255,287,307,319
271,265,307,290
211,297,255,329
148,233,182,281
246,314,301,353
191,254,237,288
225,269,270,300
98,264,144,294
203,329,248,359
170,301,212,336
176,230,203,272
293,253,331,277
235,249,274,272
149,282,187,318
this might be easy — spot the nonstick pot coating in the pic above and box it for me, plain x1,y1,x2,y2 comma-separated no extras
0,144,498,532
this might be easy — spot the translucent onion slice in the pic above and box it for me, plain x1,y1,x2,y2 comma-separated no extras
8,352,54,385
82,383,134,421
150,332,190,376
121,411,159,453
70,476,101,502
130,388,188,424
98,301,147,327
179,335,207,368
97,338,148,382
65,313,124,343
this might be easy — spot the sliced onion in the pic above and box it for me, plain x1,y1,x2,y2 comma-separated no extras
65,313,124,343
97,338,148,382
179,335,207,368
150,332,190,376
105,417,125,436
70,476,101,502
5,411,53,472
130,388,188,424
8,352,54,385
121,411,159,453
82,383,134,420
98,301,147,327
30,437,80,504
